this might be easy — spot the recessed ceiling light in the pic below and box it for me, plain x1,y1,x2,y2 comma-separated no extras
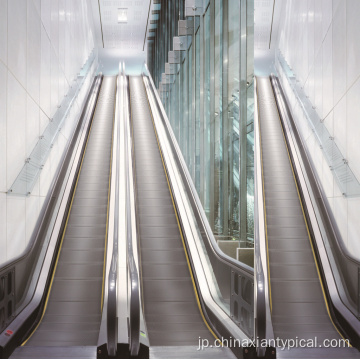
118,8,127,23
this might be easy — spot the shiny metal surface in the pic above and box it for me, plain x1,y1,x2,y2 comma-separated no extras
254,77,273,358
105,72,120,357
124,72,141,355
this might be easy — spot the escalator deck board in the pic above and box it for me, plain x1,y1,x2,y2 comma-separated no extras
24,76,116,347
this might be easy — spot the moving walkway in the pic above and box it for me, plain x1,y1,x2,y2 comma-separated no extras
117,71,255,357
0,75,117,358
4,63,359,359
254,75,360,357
0,67,257,359
129,76,213,346
19,77,116,349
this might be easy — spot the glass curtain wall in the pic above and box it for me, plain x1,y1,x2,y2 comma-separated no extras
148,0,254,260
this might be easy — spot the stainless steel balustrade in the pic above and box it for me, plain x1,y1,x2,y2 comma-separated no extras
97,63,143,358
253,77,273,358
123,69,141,357
105,70,121,357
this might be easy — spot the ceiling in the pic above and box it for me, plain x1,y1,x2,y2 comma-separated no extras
89,0,155,74
254,0,284,75
90,0,152,50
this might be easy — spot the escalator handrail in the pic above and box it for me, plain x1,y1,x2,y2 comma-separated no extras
143,65,254,278
124,71,141,356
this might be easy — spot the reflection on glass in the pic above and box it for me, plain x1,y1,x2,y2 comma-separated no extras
214,0,223,236
149,0,254,263
195,29,201,194
188,44,193,180
204,6,211,219
247,82,254,244
228,0,240,243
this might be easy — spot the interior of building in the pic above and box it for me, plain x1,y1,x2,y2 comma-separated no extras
0,0,360,358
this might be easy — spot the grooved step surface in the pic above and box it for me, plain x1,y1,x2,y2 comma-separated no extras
150,346,236,359
257,77,340,342
10,346,97,359
129,76,212,346
25,76,116,347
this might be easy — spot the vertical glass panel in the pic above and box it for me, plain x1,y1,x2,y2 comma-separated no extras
179,63,183,150
247,0,254,84
188,44,193,178
214,0,223,235
246,128,254,245
171,84,176,132
228,0,240,241
175,71,180,142
195,29,201,194
246,0,254,246
181,57,188,164
204,6,211,218
148,0,254,259
246,81,254,245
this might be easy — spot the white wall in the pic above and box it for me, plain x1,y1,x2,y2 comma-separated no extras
277,0,360,258
0,0,96,264
254,0,284,76
98,48,146,76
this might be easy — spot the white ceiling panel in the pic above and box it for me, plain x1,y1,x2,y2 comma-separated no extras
90,0,151,50
255,0,284,75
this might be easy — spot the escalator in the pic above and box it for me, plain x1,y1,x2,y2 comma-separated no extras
128,76,215,347
9,76,116,357
256,76,341,343
255,76,360,357
1,68,254,359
